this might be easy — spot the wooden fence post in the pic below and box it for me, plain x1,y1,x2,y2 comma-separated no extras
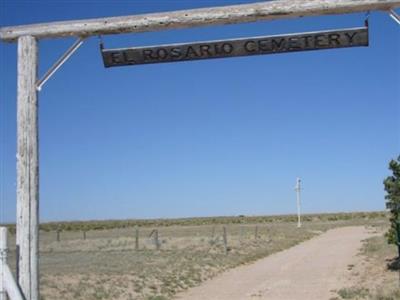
223,227,228,255
135,227,139,250
83,231,86,240
255,226,259,239
1,227,25,300
56,230,60,242
16,35,39,300
155,230,160,250
0,227,7,300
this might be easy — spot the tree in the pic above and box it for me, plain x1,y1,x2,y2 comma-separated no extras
384,156,400,256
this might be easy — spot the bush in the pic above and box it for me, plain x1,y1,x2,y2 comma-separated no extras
383,156,400,247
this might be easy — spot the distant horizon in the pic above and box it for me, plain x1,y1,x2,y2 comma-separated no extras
0,209,387,225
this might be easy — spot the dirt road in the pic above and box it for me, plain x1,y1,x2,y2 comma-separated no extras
176,226,373,300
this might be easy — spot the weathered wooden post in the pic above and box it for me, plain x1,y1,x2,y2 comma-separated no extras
223,227,228,254
255,226,259,240
1,227,25,300
135,227,139,250
56,229,60,242
0,227,7,300
83,231,87,240
16,35,39,300
155,230,160,250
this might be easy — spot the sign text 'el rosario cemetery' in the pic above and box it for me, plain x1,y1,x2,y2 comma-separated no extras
102,27,368,67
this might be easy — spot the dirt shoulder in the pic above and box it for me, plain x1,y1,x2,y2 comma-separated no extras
334,231,399,300
176,226,375,300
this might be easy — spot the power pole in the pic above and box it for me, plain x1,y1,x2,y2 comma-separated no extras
295,178,302,228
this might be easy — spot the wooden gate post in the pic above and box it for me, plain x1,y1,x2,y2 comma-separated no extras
16,35,39,300
155,230,160,251
0,227,7,300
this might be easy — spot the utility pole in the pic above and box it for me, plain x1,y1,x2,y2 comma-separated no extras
295,178,302,228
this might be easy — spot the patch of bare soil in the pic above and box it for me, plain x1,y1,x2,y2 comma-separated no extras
175,226,374,300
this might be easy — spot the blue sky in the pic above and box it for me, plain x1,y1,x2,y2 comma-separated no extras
1,1,399,223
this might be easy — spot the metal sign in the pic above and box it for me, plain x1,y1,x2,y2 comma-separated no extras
101,27,368,68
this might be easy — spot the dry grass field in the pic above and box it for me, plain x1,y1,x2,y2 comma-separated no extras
3,212,390,300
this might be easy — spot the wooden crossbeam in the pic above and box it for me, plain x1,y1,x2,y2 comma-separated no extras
1,0,399,42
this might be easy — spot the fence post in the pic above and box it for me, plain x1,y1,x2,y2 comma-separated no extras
1,227,24,300
56,229,60,242
155,230,160,250
223,227,228,255
135,227,139,250
83,231,86,240
0,227,7,300
255,226,259,239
